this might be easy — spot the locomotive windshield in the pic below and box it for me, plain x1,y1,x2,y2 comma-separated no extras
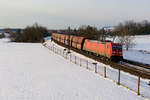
112,45,122,50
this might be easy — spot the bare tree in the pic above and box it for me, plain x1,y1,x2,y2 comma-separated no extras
0,33,5,38
77,25,99,40
10,23,48,43
114,21,136,50
117,36,135,51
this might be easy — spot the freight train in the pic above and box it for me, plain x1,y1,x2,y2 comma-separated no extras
52,33,123,61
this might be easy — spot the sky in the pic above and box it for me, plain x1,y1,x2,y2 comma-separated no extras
0,0,150,29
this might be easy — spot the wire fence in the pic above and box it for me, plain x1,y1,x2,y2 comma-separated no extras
44,42,150,99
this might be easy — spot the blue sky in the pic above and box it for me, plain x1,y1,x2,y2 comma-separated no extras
0,0,150,29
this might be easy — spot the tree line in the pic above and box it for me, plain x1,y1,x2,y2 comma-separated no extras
9,20,150,50
75,20,150,50
76,20,150,39
10,23,49,43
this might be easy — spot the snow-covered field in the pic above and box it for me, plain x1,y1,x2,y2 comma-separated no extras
123,35,150,64
107,35,150,64
0,38,146,100
45,39,150,99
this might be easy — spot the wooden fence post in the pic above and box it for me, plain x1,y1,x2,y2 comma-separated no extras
80,58,82,67
93,63,97,73
61,50,64,57
65,52,66,59
70,54,72,62
95,63,97,73
65,52,67,59
63,49,66,58
57,48,59,54
137,76,141,95
57,48,58,54
53,45,55,52
66,53,68,59
148,81,150,85
118,69,120,85
75,56,76,64
60,49,61,55
87,60,88,69
104,67,106,78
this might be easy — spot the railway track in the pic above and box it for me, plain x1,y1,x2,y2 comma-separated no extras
122,59,150,69
53,40,150,79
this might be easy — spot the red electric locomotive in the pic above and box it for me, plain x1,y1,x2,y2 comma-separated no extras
83,39,123,60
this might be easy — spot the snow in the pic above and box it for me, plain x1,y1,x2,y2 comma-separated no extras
4,33,10,38
0,38,146,100
107,35,150,64
0,38,10,43
133,35,150,51
123,35,150,64
45,39,150,100
44,36,51,41
123,49,150,65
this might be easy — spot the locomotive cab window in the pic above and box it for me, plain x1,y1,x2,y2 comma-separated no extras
112,45,122,50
